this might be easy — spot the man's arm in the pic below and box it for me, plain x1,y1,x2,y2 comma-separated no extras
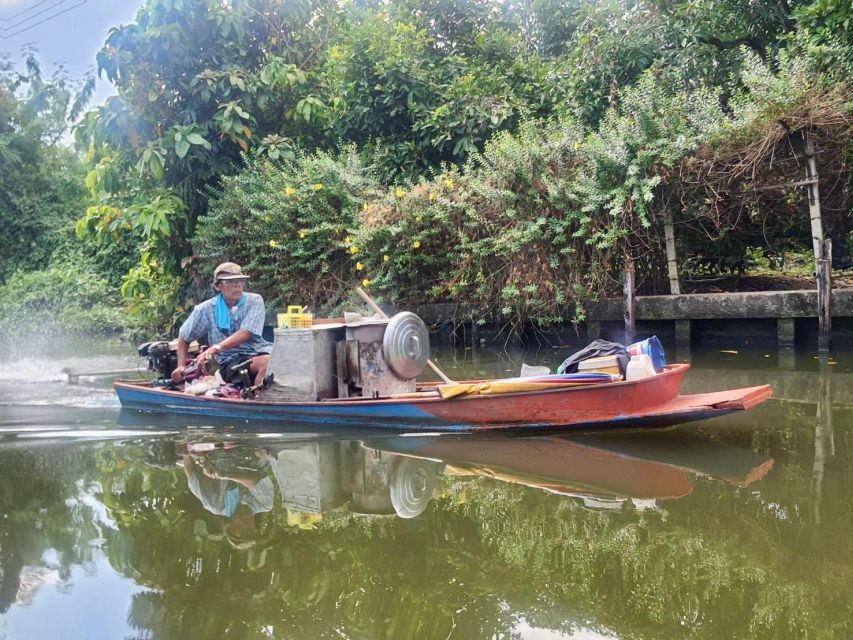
172,306,205,382
176,337,190,368
171,337,192,383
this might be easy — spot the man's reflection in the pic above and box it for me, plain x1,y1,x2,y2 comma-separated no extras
174,440,443,526
176,443,274,546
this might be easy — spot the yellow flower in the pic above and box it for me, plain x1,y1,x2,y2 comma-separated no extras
356,261,364,271
428,192,437,202
284,186,296,196
299,230,307,239
344,236,351,244
395,186,406,198
349,245,359,255
362,202,369,212
263,215,271,222
383,254,390,262
574,142,581,151
362,278,371,288
269,239,279,248
442,179,454,189
312,182,324,191
413,240,421,249
415,214,422,222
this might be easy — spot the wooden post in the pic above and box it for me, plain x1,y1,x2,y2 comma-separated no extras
803,133,824,264
623,258,635,344
664,209,681,295
817,239,832,352
800,132,830,352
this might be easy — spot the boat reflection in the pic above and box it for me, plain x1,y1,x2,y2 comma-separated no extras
171,428,774,526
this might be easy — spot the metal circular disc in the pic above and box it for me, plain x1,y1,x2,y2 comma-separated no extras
383,311,430,380
389,457,438,519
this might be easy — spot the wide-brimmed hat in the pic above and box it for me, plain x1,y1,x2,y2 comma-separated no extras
213,262,250,281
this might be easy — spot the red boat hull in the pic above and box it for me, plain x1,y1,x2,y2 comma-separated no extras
114,363,773,432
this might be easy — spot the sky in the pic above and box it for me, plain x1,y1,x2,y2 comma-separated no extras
0,0,145,106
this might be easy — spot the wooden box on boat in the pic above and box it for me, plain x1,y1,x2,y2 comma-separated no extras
577,355,622,377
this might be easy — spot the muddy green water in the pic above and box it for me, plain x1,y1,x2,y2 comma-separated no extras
0,338,850,640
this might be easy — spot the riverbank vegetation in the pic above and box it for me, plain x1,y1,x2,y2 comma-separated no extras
0,52,131,336
1,0,851,335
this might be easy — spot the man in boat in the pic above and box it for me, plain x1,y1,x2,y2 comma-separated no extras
172,261,273,386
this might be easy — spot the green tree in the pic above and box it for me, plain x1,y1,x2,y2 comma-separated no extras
0,51,91,284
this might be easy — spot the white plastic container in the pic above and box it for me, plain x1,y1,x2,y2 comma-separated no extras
625,354,656,381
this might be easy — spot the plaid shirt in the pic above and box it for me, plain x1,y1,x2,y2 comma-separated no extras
178,292,272,363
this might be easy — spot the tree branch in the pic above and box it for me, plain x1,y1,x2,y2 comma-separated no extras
701,36,767,60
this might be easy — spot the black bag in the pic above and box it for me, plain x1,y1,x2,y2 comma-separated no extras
557,339,629,375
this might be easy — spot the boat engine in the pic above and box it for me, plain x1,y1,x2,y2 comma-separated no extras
138,340,204,387
138,341,175,386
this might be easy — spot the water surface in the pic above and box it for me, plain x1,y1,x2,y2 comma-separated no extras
0,338,850,639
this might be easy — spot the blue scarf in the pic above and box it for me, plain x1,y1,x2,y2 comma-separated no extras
215,293,245,333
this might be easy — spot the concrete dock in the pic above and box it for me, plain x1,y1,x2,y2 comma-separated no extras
415,289,853,351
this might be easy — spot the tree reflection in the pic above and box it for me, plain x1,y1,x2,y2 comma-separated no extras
1,409,850,639
0,446,99,613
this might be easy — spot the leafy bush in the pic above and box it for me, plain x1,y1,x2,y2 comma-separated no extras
350,69,727,325
194,147,379,312
353,120,595,326
673,50,853,278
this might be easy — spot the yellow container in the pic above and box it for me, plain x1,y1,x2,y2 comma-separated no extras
286,509,322,530
277,305,313,329
577,355,622,377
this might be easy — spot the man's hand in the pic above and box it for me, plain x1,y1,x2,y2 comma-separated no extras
196,344,220,367
171,366,186,383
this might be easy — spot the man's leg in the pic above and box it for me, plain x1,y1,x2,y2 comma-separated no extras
248,354,271,386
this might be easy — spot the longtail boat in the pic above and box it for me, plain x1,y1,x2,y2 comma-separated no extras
114,363,772,432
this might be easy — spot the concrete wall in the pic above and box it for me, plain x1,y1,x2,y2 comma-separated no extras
585,289,853,321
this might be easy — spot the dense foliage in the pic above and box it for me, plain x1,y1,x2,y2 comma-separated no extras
0,254,130,336
0,53,134,337
1,0,849,332
0,53,89,284
66,0,851,330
